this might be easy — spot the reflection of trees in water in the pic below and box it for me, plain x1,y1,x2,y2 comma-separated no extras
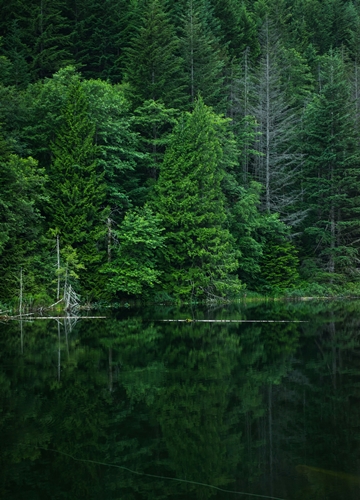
1,302,360,499
257,303,360,500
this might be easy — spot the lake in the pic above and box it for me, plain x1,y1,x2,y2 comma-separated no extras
1,300,360,499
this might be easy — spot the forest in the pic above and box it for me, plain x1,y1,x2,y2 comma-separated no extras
1,0,360,305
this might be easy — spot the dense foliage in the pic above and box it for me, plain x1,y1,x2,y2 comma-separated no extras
2,0,360,303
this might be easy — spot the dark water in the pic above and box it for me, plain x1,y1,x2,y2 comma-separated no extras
1,300,360,500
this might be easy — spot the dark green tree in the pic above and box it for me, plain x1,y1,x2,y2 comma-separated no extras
124,0,184,108
178,0,226,111
210,0,259,60
301,51,360,282
153,97,242,298
67,0,135,82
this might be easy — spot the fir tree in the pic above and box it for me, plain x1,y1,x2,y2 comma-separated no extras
210,0,259,60
153,97,242,298
101,205,165,297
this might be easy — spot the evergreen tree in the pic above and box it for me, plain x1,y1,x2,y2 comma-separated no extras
1,20,31,87
0,0,73,81
301,51,360,281
210,0,259,60
152,97,242,298
48,79,106,296
124,0,184,108
133,99,179,181
82,78,144,213
178,0,226,111
67,0,134,82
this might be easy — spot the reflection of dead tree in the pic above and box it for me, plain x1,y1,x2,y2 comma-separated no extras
56,314,79,381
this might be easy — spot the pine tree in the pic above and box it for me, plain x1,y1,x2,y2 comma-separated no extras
1,0,73,81
133,99,179,181
152,97,242,298
67,0,134,82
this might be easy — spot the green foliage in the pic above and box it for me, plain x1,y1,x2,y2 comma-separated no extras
153,97,243,298
260,240,300,291
211,0,259,60
82,78,144,212
101,206,165,297
124,0,184,108
178,0,226,111
0,145,46,300
301,50,360,279
48,79,107,296
3,0,360,299
133,99,179,180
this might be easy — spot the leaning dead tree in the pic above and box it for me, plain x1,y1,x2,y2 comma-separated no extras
63,284,80,312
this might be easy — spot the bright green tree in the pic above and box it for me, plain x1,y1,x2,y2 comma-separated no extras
153,97,242,299
133,99,179,181
0,131,47,300
48,79,106,296
101,206,165,298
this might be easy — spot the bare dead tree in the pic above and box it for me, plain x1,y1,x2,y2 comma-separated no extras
250,19,306,227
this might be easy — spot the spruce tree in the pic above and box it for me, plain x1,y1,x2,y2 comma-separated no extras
153,97,242,298
67,0,134,82
210,0,259,60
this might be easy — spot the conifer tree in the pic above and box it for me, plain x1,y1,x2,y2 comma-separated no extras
178,0,226,111
124,0,184,108
153,97,242,298
101,206,165,297
0,127,46,300
67,0,134,82
2,0,73,80
210,0,259,60
48,80,106,295
301,51,360,280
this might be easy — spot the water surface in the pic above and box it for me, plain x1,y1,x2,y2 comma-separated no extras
1,300,360,499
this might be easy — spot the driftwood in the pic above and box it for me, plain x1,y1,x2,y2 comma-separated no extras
159,319,307,323
0,315,107,321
